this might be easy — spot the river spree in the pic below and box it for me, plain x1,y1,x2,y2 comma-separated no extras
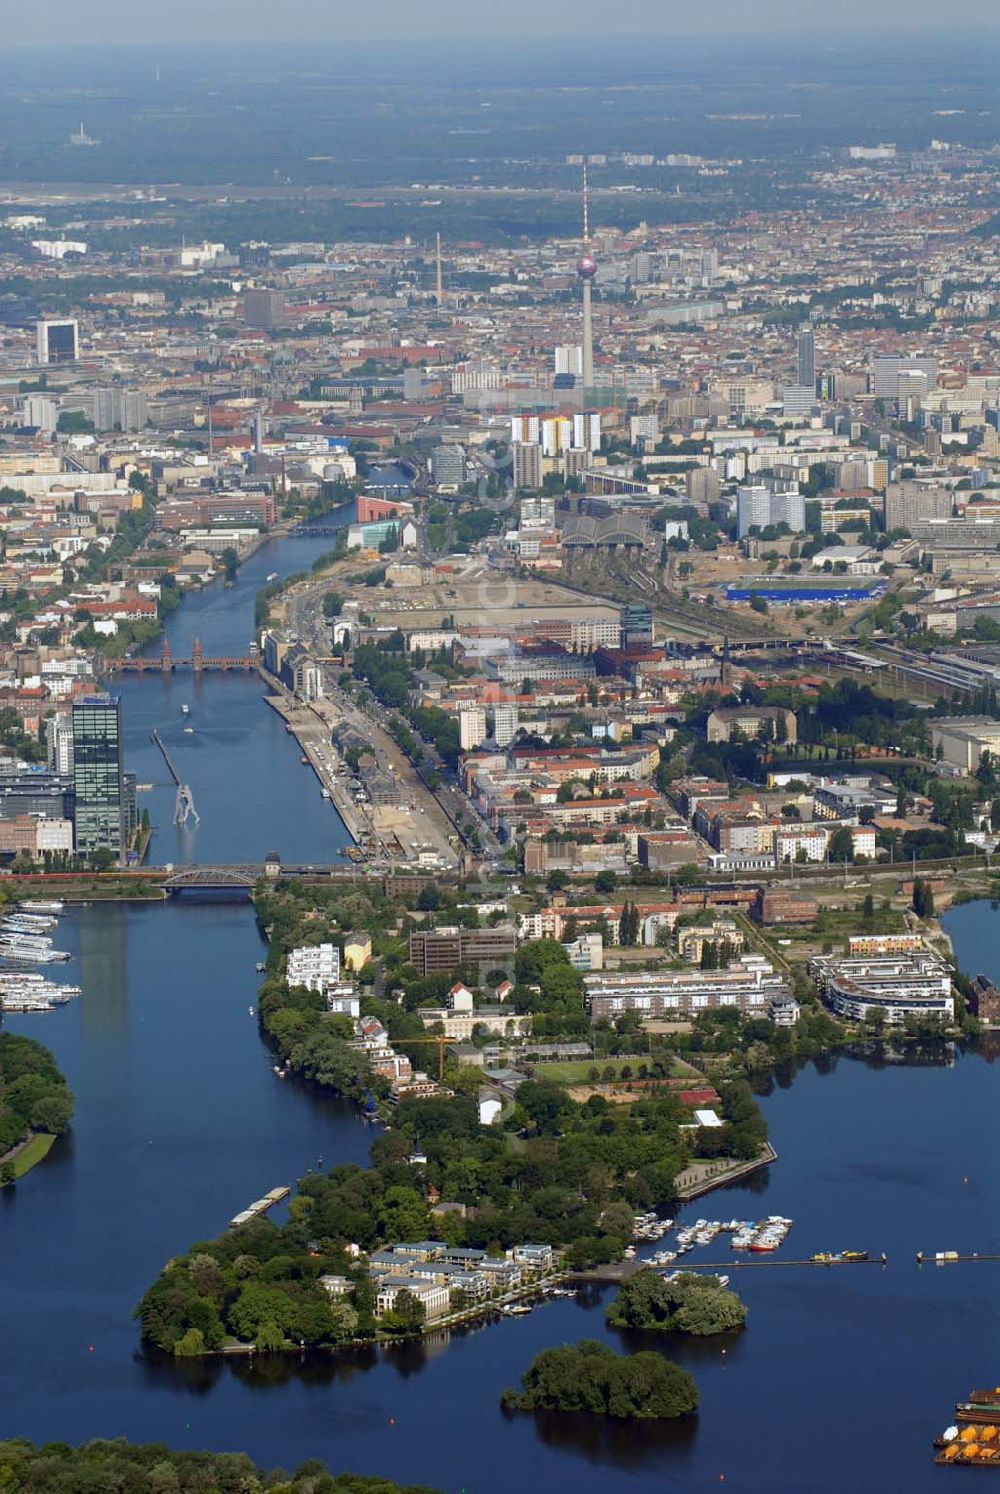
118,532,351,865
2,554,999,1490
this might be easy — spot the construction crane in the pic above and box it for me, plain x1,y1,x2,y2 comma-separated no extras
397,1034,454,1081
149,729,200,828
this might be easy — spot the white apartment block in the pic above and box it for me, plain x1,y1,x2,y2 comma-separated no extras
460,706,487,751
287,942,341,991
375,1278,450,1322
493,703,519,747
809,953,953,1026
573,411,602,453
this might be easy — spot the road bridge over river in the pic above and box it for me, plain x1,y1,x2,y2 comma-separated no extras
161,863,363,893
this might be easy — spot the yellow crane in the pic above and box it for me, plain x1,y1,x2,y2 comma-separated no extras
397,1034,453,1081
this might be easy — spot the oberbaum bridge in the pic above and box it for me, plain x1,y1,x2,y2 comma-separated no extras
104,637,259,674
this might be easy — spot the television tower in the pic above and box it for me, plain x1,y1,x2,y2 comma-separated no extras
577,161,597,392
435,232,444,308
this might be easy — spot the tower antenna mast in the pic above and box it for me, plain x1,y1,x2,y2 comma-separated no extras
577,159,597,392
583,159,590,243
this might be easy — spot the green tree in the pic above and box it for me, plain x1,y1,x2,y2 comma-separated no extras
672,1285,748,1336
913,877,936,918
227,1283,298,1342
517,1080,573,1136
377,1185,430,1242
172,1328,206,1357
827,827,855,863
387,1287,426,1336
600,1200,636,1239
618,901,639,947
255,1318,286,1353
608,1269,748,1337
29,1087,73,1129
328,1300,359,1341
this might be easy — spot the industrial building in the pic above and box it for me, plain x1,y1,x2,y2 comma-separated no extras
930,717,1000,774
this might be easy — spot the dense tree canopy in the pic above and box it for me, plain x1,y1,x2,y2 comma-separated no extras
502,1339,698,1420
0,1439,437,1493
0,1033,74,1158
608,1269,748,1336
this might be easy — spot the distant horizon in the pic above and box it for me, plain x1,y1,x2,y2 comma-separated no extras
1,10,999,48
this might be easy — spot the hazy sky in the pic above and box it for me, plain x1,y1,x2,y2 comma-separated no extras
3,0,999,45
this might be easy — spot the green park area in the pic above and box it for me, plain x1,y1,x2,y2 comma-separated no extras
6,1132,56,1180
530,1055,700,1084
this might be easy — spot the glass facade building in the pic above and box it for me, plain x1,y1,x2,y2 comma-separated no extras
796,326,816,391
72,694,124,861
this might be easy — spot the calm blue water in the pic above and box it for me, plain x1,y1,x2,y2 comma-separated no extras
2,557,999,1490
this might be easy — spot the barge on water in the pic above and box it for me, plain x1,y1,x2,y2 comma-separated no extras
229,1186,291,1229
935,1389,1000,1466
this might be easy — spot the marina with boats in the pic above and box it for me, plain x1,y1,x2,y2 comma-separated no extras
0,902,77,1009
0,971,81,1012
631,1211,674,1242
639,1214,795,1267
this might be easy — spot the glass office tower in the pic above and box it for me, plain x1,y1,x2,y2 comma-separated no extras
72,694,125,861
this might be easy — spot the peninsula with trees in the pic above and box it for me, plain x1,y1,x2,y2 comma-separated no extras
0,1033,74,1184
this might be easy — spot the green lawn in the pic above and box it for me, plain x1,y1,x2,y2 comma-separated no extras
7,1132,55,1180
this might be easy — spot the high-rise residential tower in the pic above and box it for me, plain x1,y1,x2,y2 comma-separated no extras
796,326,816,391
